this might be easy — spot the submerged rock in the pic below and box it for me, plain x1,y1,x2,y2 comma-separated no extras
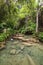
10,49,16,55
16,50,21,54
20,45,24,50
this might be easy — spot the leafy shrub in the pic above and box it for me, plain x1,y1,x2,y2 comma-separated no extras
0,33,7,42
38,32,43,42
6,28,13,36
0,28,14,42
19,20,36,34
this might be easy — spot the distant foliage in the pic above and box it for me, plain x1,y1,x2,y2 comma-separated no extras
0,0,37,41
19,20,36,34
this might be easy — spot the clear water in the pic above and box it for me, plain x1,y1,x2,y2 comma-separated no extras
0,40,43,65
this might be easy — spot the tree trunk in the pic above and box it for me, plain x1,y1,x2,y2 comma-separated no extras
36,10,39,33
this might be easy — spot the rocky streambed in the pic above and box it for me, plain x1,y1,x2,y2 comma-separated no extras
0,38,43,65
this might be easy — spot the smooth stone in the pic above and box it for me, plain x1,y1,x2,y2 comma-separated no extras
11,38,14,41
10,49,16,55
20,45,24,50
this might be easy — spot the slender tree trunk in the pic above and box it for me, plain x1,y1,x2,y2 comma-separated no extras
36,10,39,33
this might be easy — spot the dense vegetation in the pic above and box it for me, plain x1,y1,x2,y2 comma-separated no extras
0,0,43,42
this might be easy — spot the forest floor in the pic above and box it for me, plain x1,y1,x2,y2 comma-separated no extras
0,35,43,65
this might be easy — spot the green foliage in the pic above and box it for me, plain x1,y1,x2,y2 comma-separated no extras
0,33,7,42
6,28,14,36
0,0,38,41
0,28,14,42
18,5,29,18
26,20,36,31
38,32,43,42
0,23,4,32
19,20,36,34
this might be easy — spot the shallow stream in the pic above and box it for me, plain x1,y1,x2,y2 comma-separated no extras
0,39,43,65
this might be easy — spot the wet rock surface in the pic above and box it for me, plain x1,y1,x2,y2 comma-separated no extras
16,50,21,54
20,45,25,50
13,35,39,43
0,42,6,50
10,49,16,55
